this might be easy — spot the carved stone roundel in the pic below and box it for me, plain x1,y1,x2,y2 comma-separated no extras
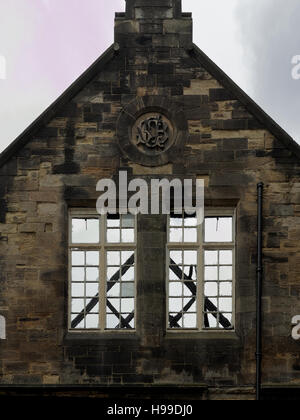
132,112,174,154
116,96,189,167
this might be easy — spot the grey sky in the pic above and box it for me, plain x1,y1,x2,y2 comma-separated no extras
0,0,299,153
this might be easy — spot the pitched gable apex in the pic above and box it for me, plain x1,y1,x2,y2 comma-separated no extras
189,44,300,159
0,44,117,169
0,41,299,169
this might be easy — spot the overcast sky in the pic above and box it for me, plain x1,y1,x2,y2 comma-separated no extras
0,0,300,153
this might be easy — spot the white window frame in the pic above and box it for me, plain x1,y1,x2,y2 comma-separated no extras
166,208,236,332
68,209,137,332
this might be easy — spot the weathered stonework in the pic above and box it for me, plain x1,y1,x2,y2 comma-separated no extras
0,0,300,400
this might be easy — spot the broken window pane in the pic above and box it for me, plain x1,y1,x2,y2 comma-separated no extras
204,217,233,243
72,218,99,244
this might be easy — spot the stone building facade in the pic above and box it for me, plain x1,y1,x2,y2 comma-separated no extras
0,0,300,400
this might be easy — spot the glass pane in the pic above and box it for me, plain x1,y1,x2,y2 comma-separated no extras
107,229,120,243
207,314,217,328
71,299,84,313
72,267,84,282
169,268,180,281
122,267,135,282
183,313,197,328
170,217,183,227
169,298,183,312
205,251,218,266
169,282,182,296
71,317,84,329
107,283,120,297
183,283,195,297
107,217,120,228
71,283,84,297
89,302,99,314
184,216,197,227
205,217,232,243
107,251,120,266
170,250,182,264
106,314,119,329
107,267,118,281
121,251,134,264
121,298,134,312
219,298,232,312
86,283,98,297
184,228,197,243
222,313,232,325
205,282,218,297
86,251,99,266
170,314,182,328
219,250,233,265
205,266,218,281
121,283,134,297
219,266,233,281
184,265,196,280
86,268,99,282
184,250,197,265
85,314,99,329
72,251,84,266
122,214,135,228
220,282,232,296
185,300,196,312
121,229,134,243
107,298,120,312
72,218,99,243
170,228,183,243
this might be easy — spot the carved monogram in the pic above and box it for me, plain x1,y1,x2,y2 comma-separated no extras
136,115,169,149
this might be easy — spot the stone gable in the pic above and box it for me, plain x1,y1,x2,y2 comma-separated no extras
0,0,300,400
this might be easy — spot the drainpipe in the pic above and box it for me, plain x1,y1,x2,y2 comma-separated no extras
256,182,264,400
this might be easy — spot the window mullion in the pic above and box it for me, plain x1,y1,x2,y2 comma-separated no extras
198,214,204,331
100,215,106,330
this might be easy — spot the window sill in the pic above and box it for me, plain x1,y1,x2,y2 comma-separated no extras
165,330,239,340
64,330,139,344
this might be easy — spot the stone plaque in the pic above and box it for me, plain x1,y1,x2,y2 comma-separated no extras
132,113,174,155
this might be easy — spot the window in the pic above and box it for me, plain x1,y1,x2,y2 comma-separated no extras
0,315,6,340
167,210,235,331
69,210,136,331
